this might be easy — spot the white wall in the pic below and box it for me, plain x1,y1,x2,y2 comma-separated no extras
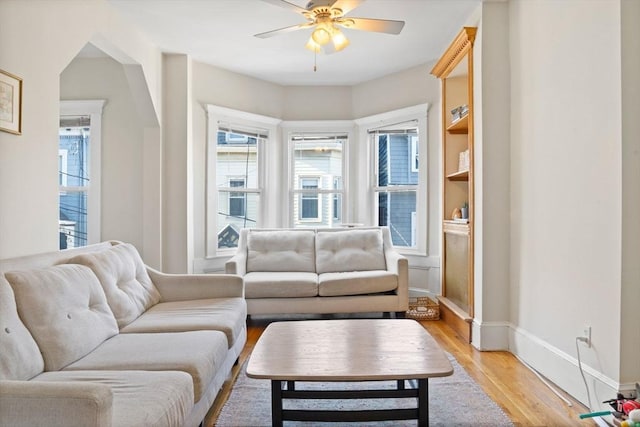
60,57,145,251
283,86,353,120
619,0,640,387
508,0,628,407
162,54,193,273
0,0,161,259
472,2,511,348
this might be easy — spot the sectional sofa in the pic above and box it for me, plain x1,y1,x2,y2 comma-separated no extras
225,226,409,316
0,241,247,427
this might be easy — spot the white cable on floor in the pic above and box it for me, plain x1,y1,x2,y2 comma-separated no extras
575,337,594,411
514,354,573,407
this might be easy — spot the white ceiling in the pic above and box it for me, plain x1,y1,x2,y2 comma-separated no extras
107,0,480,86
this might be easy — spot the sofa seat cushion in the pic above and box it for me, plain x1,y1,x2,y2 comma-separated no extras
5,264,119,372
119,297,247,348
63,331,227,402
316,229,386,273
247,230,316,273
68,243,161,329
318,270,398,297
244,272,318,298
33,370,193,427
0,278,44,381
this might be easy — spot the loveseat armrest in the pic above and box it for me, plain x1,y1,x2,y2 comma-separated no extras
225,252,247,276
147,267,244,302
0,380,113,427
384,249,409,310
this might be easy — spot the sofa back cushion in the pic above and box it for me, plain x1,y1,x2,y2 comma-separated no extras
68,243,161,328
247,230,315,273
5,264,119,371
0,277,44,380
316,229,386,274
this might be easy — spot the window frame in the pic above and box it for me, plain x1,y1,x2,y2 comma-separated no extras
205,105,280,257
354,104,428,255
284,124,352,228
59,100,105,247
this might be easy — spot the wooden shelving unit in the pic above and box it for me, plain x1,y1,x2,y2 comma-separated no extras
431,27,476,343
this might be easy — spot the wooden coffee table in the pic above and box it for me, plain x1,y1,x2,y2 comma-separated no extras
246,319,453,426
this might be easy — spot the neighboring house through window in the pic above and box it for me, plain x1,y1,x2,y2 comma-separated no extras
228,178,246,217
300,177,320,220
206,104,280,255
58,100,104,250
289,132,346,227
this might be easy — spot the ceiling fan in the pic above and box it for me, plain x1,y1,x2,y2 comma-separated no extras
255,0,405,53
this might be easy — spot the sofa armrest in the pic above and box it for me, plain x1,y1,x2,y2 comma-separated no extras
147,267,244,302
225,252,247,276
0,380,113,427
385,249,409,310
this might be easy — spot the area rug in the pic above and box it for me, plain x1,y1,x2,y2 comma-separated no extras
215,354,514,426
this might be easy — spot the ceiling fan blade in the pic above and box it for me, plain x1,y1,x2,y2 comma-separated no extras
259,0,308,15
331,0,365,16
254,23,312,39
342,17,405,34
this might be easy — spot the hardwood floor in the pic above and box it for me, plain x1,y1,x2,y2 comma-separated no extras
205,315,596,426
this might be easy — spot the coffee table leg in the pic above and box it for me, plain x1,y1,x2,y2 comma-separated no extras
271,380,283,427
418,378,428,427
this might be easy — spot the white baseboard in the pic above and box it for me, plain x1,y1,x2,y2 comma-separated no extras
509,324,620,411
472,320,510,350
470,320,624,411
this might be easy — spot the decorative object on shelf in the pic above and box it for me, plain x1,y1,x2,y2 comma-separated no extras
458,149,470,172
450,104,469,123
451,207,462,220
461,202,468,219
0,69,22,135
406,296,440,320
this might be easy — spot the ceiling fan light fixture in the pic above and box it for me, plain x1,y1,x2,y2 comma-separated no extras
331,27,349,51
305,37,322,52
311,25,331,46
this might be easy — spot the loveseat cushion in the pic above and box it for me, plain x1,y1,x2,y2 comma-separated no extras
318,270,398,296
0,278,44,381
63,331,227,402
119,297,247,348
68,243,161,328
244,272,318,298
247,230,316,273
32,370,194,427
5,264,119,372
315,229,386,274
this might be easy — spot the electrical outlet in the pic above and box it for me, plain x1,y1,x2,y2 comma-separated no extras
582,325,592,347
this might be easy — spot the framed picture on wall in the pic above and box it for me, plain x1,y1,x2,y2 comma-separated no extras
0,69,23,135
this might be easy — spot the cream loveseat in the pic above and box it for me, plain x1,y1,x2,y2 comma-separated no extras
0,241,247,427
225,227,409,316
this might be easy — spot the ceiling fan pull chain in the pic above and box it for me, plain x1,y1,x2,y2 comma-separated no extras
314,50,317,72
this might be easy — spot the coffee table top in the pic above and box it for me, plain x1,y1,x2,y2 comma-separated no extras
246,319,453,381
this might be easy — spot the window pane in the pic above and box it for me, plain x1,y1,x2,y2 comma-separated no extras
217,191,259,248
293,136,343,189
59,120,90,250
59,191,88,249
229,179,245,217
216,131,258,189
377,133,418,187
293,192,342,227
377,190,416,248
301,196,318,219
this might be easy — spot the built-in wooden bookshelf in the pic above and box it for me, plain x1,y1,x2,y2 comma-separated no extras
431,27,477,343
